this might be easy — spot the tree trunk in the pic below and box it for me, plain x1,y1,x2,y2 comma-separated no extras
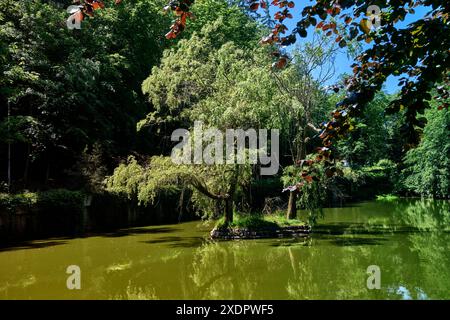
214,200,222,219
224,198,233,225
223,165,239,226
286,191,297,219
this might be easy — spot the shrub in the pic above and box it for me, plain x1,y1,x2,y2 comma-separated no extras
0,189,84,213
215,212,306,230
37,189,85,213
0,192,38,211
401,107,449,198
339,159,399,199
376,194,399,201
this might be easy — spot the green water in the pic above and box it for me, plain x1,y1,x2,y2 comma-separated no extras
0,199,449,300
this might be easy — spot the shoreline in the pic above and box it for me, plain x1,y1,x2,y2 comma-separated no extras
210,224,311,240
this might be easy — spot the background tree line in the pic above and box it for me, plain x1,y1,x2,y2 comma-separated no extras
1,0,448,223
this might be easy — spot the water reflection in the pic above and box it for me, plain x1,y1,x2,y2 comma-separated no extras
392,198,449,231
0,199,448,299
187,199,449,300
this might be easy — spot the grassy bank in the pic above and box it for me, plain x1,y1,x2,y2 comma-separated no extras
215,212,307,231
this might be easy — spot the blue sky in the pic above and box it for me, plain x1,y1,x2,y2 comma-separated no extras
260,2,430,94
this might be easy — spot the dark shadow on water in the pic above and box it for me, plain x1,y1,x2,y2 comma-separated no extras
0,239,68,252
0,226,181,252
313,222,431,236
267,238,311,247
328,237,388,246
141,236,206,248
100,227,179,238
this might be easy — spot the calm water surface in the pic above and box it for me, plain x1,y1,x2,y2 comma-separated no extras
0,199,449,299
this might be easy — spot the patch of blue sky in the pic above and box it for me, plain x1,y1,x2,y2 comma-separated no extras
254,1,432,94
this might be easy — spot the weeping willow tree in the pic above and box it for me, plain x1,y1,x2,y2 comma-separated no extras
106,156,252,224
281,156,330,224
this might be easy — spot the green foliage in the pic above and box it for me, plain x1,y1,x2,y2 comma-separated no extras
271,37,338,164
0,192,38,211
185,0,262,48
281,165,301,189
141,17,282,133
37,189,85,213
359,159,397,180
2,0,448,226
0,116,39,144
0,0,170,187
340,160,396,184
106,155,252,218
282,159,329,222
141,21,335,222
105,156,145,201
215,212,306,230
334,93,396,166
73,143,108,193
297,180,326,224
339,159,398,199
0,189,84,213
267,0,450,145
402,107,450,198
260,1,450,191
216,214,277,230
263,213,306,227
376,194,399,201
395,199,450,232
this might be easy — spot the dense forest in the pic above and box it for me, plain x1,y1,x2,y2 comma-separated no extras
0,0,449,230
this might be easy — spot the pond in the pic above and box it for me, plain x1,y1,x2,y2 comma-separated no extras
0,199,449,300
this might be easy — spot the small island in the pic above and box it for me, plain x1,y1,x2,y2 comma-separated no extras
210,214,311,240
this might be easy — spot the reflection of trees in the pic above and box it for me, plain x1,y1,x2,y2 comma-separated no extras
285,244,373,299
191,241,266,299
190,240,311,299
407,232,450,299
392,199,450,299
109,281,158,300
392,199,449,231
2,200,446,299
189,200,449,299
189,238,380,299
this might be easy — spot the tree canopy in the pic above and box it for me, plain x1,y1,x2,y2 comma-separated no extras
156,0,449,192
1,0,448,216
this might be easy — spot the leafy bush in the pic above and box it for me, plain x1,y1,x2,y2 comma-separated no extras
107,155,252,221
0,192,38,211
215,212,306,230
0,189,84,213
264,213,306,227
360,159,397,179
37,189,85,213
105,156,146,201
339,159,399,199
376,194,399,201
402,107,449,198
